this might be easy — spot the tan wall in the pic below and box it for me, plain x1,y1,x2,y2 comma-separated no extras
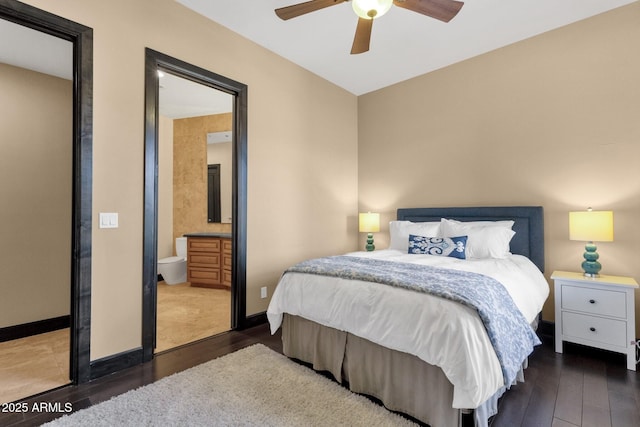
21,0,358,360
0,63,72,327
173,113,232,240
358,3,640,330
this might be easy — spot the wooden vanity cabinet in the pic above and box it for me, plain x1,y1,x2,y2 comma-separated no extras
222,237,232,287
187,236,231,289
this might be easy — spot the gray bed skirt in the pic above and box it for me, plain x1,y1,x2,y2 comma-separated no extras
283,314,459,426
282,314,529,427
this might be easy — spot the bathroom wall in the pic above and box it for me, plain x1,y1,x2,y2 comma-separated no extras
158,115,174,259
0,63,72,327
173,112,233,240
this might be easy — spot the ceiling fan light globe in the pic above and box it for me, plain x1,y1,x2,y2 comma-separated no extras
352,0,393,19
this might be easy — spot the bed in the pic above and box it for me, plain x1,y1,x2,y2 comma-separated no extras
267,206,548,427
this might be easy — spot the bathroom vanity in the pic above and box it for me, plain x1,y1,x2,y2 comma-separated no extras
184,233,232,288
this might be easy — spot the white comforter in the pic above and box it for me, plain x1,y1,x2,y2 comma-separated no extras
267,249,549,409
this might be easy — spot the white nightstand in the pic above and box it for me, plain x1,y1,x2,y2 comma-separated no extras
552,271,638,370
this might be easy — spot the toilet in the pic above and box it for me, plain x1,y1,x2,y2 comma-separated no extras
158,237,187,285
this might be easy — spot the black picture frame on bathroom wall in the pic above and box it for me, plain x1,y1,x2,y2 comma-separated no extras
142,48,248,363
0,0,94,384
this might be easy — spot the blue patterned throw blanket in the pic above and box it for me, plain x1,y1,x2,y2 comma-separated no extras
285,255,541,387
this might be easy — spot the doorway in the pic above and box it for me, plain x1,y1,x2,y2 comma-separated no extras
155,74,233,352
0,0,93,397
142,49,247,361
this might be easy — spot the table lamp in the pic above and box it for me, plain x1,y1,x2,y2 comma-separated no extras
359,212,380,251
569,208,613,277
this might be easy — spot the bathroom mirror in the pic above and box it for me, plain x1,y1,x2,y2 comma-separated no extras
143,48,247,362
207,134,233,224
0,0,93,384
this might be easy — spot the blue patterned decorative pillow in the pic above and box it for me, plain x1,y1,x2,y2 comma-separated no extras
408,235,468,259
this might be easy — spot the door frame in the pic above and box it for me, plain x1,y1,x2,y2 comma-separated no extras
0,0,94,383
142,48,248,362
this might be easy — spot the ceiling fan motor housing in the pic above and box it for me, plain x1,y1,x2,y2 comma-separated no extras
352,0,393,20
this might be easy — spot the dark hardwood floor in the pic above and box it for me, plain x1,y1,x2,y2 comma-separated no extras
0,325,283,427
1,323,638,426
491,334,639,427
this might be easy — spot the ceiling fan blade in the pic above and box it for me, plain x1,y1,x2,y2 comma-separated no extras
393,0,464,23
275,0,348,20
351,17,373,55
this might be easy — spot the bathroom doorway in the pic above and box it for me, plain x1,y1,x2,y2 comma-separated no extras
142,49,247,361
0,0,93,401
155,72,234,352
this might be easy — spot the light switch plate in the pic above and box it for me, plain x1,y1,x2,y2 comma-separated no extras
99,212,118,229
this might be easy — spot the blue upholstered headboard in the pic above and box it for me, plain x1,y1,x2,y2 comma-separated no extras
396,206,544,273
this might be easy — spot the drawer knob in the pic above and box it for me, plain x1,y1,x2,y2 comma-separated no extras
589,327,596,332
589,299,596,304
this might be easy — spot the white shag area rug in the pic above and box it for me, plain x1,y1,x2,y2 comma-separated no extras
45,344,416,426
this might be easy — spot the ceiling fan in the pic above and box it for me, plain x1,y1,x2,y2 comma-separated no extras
275,0,464,55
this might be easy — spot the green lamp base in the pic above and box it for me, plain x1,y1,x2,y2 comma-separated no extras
581,241,601,277
365,233,375,251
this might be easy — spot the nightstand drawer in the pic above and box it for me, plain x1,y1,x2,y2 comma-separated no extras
562,312,627,347
561,285,626,318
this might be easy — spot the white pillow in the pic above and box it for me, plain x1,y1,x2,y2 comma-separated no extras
440,218,515,259
389,221,441,252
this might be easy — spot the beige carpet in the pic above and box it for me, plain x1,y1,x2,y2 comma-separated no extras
45,344,416,426
0,282,229,404
156,281,231,352
0,329,70,404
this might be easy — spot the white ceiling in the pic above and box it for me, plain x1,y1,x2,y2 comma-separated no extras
0,18,72,80
0,19,232,118
159,72,233,118
177,0,637,95
2,1,634,108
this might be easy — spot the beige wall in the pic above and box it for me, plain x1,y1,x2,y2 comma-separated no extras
173,113,232,240
358,3,640,330
0,63,72,327
20,0,358,360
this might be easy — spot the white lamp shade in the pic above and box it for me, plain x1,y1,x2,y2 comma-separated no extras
352,0,393,19
569,210,613,242
359,212,380,233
